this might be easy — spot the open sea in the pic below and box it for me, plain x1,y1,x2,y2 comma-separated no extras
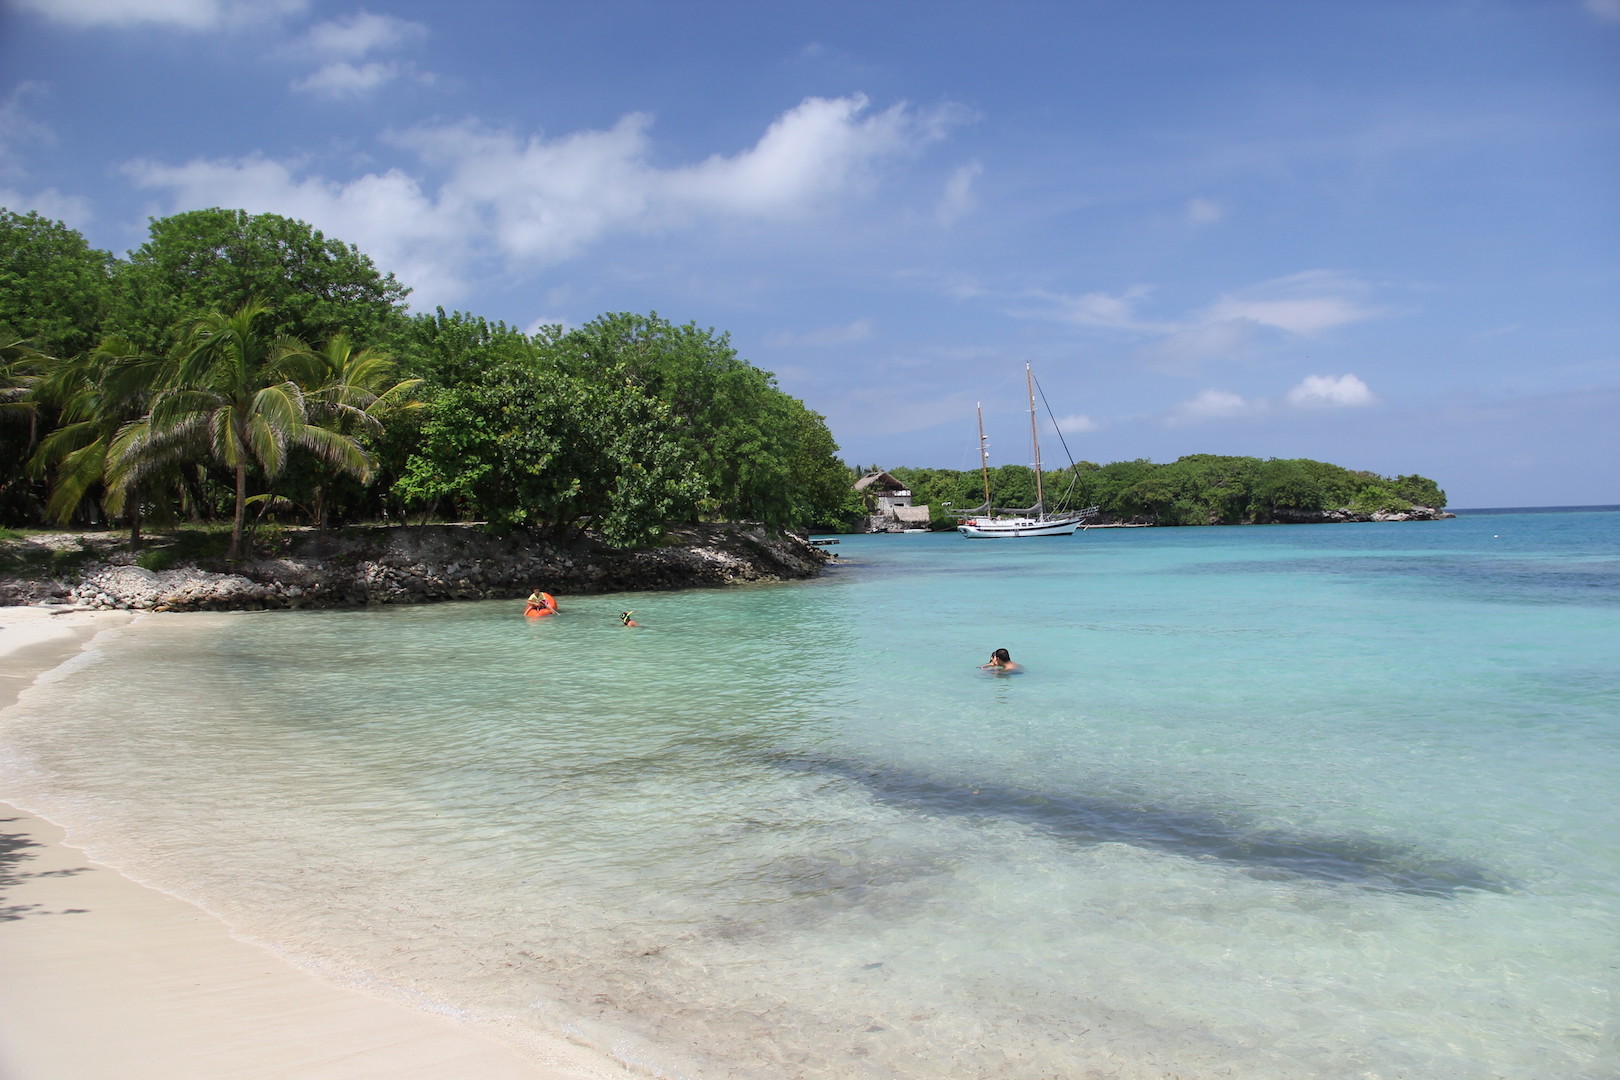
4,507,1617,1079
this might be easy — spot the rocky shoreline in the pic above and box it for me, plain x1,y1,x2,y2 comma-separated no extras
1264,505,1454,524
0,523,830,612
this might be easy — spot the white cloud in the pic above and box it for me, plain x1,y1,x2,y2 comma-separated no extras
1164,388,1267,426
1015,269,1389,370
1205,296,1366,335
302,12,425,57
666,94,956,217
1159,374,1374,427
1185,196,1224,225
1053,413,1102,434
0,186,94,226
1586,0,1620,22
1038,285,1163,332
1202,271,1380,336
393,113,659,265
293,60,425,98
766,318,874,347
290,13,429,98
14,0,305,29
936,160,982,225
123,94,961,306
1285,373,1376,408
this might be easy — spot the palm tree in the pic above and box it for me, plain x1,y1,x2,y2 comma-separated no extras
30,335,169,544
1,334,44,421
308,332,422,422
1,333,49,521
299,332,421,528
108,300,376,561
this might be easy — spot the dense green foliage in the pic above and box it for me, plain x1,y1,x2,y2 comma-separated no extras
0,207,858,551
892,454,1446,527
396,361,701,546
557,312,854,529
108,208,410,357
0,209,115,359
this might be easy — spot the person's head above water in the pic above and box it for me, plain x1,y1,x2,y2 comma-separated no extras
620,611,638,626
991,648,1012,663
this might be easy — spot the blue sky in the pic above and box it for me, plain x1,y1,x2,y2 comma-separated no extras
2,0,1616,507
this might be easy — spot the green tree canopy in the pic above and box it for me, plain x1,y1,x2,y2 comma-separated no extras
393,307,553,389
557,312,849,529
0,208,114,358
395,361,702,547
110,208,409,357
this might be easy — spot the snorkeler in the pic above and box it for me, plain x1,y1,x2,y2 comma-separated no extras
982,648,1020,671
620,611,640,627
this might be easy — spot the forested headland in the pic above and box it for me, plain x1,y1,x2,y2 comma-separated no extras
878,457,1448,530
1,206,859,562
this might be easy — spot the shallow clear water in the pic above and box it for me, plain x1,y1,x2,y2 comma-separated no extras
4,510,1617,1078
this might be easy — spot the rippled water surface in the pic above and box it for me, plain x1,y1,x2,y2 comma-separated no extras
5,509,1617,1078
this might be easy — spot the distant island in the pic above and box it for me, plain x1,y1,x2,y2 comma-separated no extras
852,455,1450,531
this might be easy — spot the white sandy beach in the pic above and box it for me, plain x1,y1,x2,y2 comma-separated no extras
0,606,628,1080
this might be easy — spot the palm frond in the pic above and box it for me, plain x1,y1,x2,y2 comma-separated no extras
292,422,375,483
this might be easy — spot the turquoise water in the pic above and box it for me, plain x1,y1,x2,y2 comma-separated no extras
4,510,1617,1078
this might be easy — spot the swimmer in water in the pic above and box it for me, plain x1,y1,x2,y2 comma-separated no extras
620,611,640,627
982,648,1020,672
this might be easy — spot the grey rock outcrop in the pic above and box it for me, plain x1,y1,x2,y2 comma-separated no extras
1268,505,1455,524
3,523,828,612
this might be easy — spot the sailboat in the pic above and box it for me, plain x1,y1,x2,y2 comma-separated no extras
955,365,1098,539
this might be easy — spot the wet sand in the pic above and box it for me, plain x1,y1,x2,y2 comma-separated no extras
0,607,628,1080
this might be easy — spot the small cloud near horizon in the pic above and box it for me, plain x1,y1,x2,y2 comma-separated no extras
1201,271,1381,337
1053,413,1103,434
1164,388,1266,427
1286,373,1376,408
1162,373,1375,427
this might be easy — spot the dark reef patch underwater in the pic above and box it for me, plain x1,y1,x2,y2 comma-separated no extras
774,753,1511,897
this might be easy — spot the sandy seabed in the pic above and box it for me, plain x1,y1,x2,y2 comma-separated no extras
0,607,630,1080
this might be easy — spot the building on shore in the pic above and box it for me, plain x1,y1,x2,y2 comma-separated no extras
853,472,933,532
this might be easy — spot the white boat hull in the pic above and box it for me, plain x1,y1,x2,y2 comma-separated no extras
956,515,1085,538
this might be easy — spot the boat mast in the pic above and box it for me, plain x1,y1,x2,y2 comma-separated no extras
977,402,992,510
1027,364,1046,514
